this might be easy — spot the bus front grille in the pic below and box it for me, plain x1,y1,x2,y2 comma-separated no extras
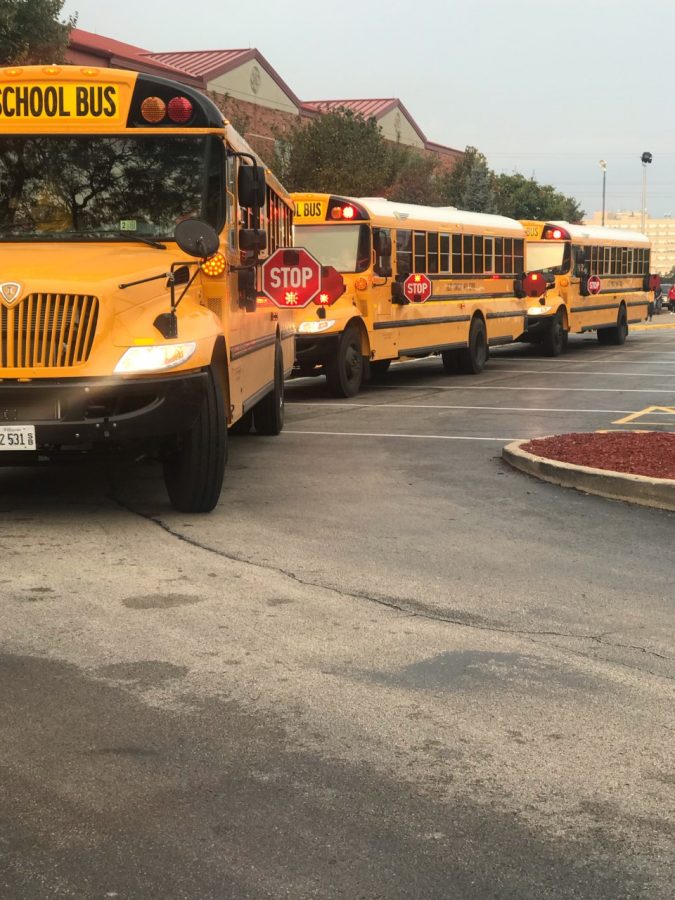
0,294,99,368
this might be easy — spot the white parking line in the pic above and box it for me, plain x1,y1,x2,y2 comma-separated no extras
391,385,675,394
480,368,670,377
284,430,520,442
290,402,634,414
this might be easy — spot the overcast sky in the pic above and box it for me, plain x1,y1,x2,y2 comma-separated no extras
62,0,675,218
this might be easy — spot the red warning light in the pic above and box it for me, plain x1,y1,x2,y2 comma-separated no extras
167,96,193,124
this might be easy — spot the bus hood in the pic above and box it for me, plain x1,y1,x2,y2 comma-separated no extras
0,242,185,300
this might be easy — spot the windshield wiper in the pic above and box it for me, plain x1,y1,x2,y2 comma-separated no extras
69,229,167,250
116,233,167,250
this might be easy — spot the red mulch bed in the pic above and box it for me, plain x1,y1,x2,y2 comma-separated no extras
523,432,675,480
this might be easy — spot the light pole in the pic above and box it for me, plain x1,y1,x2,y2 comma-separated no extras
641,151,653,232
599,160,607,226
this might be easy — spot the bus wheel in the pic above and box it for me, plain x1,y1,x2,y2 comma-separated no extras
370,359,391,378
163,366,227,513
603,306,628,346
457,317,488,374
542,310,567,356
325,324,364,397
254,342,285,435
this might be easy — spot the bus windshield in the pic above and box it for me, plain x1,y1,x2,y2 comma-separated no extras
296,224,371,273
0,134,224,242
526,241,569,275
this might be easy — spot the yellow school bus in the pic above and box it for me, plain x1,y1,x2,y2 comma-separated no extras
520,221,652,354
291,193,539,396
0,65,295,511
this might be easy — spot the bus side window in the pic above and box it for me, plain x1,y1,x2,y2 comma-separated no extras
225,151,237,252
573,246,587,277
428,232,439,273
414,231,426,273
514,239,524,274
396,230,412,278
204,136,226,231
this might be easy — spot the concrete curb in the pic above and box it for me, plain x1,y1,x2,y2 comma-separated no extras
631,321,675,331
502,439,675,512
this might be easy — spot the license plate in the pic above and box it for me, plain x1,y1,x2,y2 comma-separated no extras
0,424,36,451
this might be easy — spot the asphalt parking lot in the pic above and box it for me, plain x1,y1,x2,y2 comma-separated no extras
1,327,674,899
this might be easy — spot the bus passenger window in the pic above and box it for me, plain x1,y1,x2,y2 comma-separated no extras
514,239,524,274
396,230,412,277
452,234,462,273
463,235,473,274
428,232,439,273
440,234,450,272
503,238,513,273
495,237,503,274
474,236,484,274
484,237,494,273
414,231,426,272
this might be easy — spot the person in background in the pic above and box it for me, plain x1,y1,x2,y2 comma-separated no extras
667,283,675,312
652,284,664,318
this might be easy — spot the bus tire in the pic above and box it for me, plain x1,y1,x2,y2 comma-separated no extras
603,305,628,346
254,342,285,435
457,317,488,374
542,310,567,356
370,359,391,377
163,365,227,513
325,324,364,397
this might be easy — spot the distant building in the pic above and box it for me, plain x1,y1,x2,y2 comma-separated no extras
586,211,675,275
67,29,463,173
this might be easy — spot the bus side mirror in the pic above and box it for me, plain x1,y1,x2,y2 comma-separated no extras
374,257,392,277
391,281,409,305
239,228,267,253
238,268,258,312
238,164,266,209
174,219,219,258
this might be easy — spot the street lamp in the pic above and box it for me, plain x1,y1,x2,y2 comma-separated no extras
641,151,653,232
599,160,607,226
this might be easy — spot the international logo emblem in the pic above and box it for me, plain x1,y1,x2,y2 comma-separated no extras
0,282,21,305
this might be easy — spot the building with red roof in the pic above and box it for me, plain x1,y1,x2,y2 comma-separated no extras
66,29,462,171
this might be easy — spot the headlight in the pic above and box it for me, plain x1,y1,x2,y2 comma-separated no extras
527,306,552,316
114,342,197,374
298,319,336,334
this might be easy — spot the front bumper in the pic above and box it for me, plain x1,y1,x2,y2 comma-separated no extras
0,370,208,452
295,333,340,364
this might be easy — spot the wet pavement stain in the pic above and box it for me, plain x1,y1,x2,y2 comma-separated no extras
96,661,188,687
364,650,599,694
123,593,204,609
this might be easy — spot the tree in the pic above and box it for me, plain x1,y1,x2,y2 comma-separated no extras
435,146,490,208
494,172,584,222
274,108,393,197
0,0,76,66
458,153,496,213
387,150,439,205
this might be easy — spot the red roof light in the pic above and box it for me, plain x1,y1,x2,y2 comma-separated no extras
167,96,193,124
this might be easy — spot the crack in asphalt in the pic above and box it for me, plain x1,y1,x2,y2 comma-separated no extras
109,493,675,673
